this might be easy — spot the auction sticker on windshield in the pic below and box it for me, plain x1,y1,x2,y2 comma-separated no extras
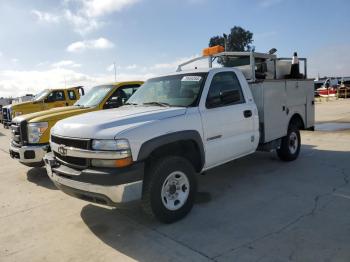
181,76,202,82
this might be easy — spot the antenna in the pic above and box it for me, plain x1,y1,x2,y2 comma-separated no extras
113,62,117,82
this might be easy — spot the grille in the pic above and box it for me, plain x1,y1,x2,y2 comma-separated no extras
51,135,90,169
2,108,9,121
51,135,90,149
10,121,27,146
54,152,88,168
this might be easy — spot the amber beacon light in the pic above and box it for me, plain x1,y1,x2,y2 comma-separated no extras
202,45,225,56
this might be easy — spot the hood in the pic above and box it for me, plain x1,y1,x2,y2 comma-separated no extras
13,106,91,123
52,105,186,139
10,101,35,110
13,106,75,123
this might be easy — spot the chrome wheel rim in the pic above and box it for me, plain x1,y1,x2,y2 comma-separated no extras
289,132,298,154
161,171,190,211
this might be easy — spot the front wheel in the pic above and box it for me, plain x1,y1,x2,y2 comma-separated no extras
142,156,197,223
277,125,301,161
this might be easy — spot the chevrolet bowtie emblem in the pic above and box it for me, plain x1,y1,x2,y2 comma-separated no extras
58,144,67,156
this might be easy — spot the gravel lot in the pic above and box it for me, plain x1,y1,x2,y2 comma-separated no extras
0,100,349,262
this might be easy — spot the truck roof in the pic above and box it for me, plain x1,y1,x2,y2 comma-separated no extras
43,86,83,91
110,81,144,86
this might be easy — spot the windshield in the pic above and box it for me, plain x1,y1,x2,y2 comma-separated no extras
33,89,50,101
127,73,207,107
74,85,113,107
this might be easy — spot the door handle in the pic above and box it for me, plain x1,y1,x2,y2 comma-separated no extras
243,110,252,118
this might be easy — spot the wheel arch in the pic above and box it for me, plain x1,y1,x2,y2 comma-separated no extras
289,113,305,130
137,130,205,172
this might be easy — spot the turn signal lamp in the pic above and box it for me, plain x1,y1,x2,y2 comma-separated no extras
91,156,133,168
202,45,225,56
114,157,133,168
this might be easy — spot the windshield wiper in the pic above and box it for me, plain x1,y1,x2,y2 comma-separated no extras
143,102,170,107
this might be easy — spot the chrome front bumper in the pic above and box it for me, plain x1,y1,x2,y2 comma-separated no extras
10,143,49,166
44,153,143,205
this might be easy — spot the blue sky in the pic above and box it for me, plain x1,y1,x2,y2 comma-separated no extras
0,0,350,97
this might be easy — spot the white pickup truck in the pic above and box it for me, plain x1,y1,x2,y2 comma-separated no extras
44,50,315,223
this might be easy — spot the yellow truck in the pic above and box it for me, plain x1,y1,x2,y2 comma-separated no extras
9,81,143,167
2,86,84,128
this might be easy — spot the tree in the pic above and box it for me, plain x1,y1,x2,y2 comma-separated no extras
209,26,254,66
209,26,254,52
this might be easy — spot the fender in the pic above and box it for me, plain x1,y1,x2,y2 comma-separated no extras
137,130,205,169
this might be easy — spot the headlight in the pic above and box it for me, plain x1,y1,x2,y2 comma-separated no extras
28,122,48,143
92,139,130,151
91,139,132,167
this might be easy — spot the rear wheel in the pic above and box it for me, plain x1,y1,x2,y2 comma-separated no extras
142,156,197,223
277,125,301,161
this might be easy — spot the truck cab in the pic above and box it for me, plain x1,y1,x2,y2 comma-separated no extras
44,48,315,223
10,81,142,167
2,86,84,128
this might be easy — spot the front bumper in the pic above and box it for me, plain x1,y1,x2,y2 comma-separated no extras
10,143,49,167
44,152,144,205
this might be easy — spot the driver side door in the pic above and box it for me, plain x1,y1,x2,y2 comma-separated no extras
200,70,256,169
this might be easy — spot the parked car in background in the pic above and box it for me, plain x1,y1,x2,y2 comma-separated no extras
9,81,142,167
338,81,350,98
2,86,84,128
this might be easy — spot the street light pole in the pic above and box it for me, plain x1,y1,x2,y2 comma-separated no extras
113,62,117,82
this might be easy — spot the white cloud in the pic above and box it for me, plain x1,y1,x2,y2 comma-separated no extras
106,64,115,72
11,58,19,63
0,68,92,97
31,9,60,23
0,54,206,97
63,9,101,35
52,60,81,68
67,38,114,52
32,0,140,35
0,68,152,97
0,52,3,57
80,0,140,18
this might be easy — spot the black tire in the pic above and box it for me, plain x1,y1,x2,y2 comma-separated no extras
142,156,197,223
277,125,301,161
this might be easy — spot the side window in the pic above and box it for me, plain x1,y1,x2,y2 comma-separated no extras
104,90,125,109
104,85,140,109
206,72,245,108
121,85,139,100
46,90,66,102
68,90,77,100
